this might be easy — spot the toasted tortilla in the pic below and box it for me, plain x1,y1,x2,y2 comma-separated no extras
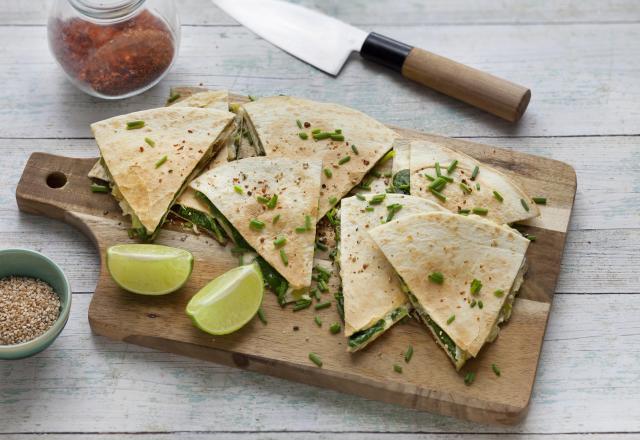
190,157,322,289
409,139,540,224
91,107,236,238
370,211,529,368
340,194,444,351
237,96,398,219
169,90,229,111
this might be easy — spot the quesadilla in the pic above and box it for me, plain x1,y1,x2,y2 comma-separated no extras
409,139,540,224
169,90,229,111
340,194,444,352
370,211,529,369
236,96,398,219
388,139,411,195
91,106,236,241
190,157,322,292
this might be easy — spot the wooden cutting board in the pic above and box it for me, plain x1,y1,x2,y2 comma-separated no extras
15,131,576,425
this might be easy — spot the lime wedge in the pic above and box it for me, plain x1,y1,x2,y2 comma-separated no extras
107,244,193,295
186,263,264,335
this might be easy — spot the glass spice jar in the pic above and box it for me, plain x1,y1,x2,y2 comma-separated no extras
47,0,180,99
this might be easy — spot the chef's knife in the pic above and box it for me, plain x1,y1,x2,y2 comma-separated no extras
213,0,531,122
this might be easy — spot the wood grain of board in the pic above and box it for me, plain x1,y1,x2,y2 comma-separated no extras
14,131,576,425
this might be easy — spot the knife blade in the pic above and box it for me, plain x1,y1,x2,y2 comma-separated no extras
213,0,531,122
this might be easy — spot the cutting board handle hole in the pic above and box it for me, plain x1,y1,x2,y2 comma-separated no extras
46,172,67,189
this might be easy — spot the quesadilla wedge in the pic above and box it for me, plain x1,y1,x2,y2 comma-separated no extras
340,194,444,352
236,96,398,219
190,157,322,292
370,211,530,369
169,90,229,111
409,139,540,224
91,106,236,241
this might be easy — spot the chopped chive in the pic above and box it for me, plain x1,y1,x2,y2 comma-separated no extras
293,298,312,311
472,207,488,215
314,265,332,278
314,316,322,327
144,137,155,147
429,188,447,202
273,236,287,248
359,178,372,190
295,226,308,233
329,323,341,334
404,345,414,363
356,194,366,201
386,203,403,222
315,241,328,252
266,194,278,209
248,95,257,101
458,208,471,215
460,182,472,194
365,207,374,212
476,183,480,191
478,300,484,309
440,175,453,183
429,177,447,191
126,120,145,130
494,289,504,298
369,194,386,205
317,279,328,292
464,372,476,386
470,278,483,295
305,215,312,230
90,183,109,193
329,196,338,205
393,364,403,374
351,144,359,155
447,159,458,174
298,132,309,140
272,214,281,224
309,352,323,367
257,307,267,324
249,218,265,230
428,272,444,284
533,197,547,205
296,119,303,129
311,128,322,135
324,168,333,178
521,198,530,212
315,301,331,310
493,191,504,202
313,132,332,140
424,173,436,181
526,234,537,241
334,129,342,134
379,150,395,164
492,363,501,377
257,195,270,204
155,155,167,168
279,248,288,266
471,165,479,181
338,155,351,165
470,299,477,308
167,93,180,104
447,314,455,325
330,134,345,141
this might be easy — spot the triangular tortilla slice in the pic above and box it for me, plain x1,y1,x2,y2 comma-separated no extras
340,194,444,352
409,139,540,224
190,157,322,290
91,106,236,241
238,96,398,219
169,90,229,111
370,211,530,370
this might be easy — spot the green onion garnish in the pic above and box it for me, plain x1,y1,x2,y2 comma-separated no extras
526,234,537,241
167,93,180,104
464,372,476,386
315,301,331,310
314,316,322,327
447,159,458,174
295,226,308,233
379,150,395,164
257,307,267,324
330,134,345,141
458,208,470,215
273,236,287,248
369,194,386,205
440,175,454,183
126,120,145,130
470,278,483,295
428,272,444,284
90,183,109,193
472,207,488,215
329,196,337,205
305,215,312,230
351,144,359,155
154,155,167,168
311,128,321,135
492,363,501,376
478,300,484,309
424,173,436,181
144,137,155,147
429,177,447,191
533,197,547,205
493,191,504,202
296,119,303,129
471,165,479,180
393,364,403,374
317,279,328,292
266,194,278,209
429,188,447,202
299,132,308,140
293,298,312,311
386,203,403,222
334,129,342,134
447,314,455,325
249,219,265,230
521,198,530,211
279,248,288,266
404,345,414,363
329,323,341,334
356,194,366,201
308,352,322,367
435,162,442,177
313,132,332,140
494,289,504,297
365,207,374,212
460,182,472,194
470,299,477,308
324,168,333,178
476,183,481,191
257,195,270,204
272,214,280,224
338,155,351,165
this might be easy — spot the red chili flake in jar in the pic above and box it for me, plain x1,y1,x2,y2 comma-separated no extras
48,10,175,97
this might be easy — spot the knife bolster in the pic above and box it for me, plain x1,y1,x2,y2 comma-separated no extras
360,32,412,72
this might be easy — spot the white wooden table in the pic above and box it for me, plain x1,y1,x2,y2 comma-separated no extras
1,0,639,437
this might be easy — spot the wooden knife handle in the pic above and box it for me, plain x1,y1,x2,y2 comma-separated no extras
360,33,531,122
